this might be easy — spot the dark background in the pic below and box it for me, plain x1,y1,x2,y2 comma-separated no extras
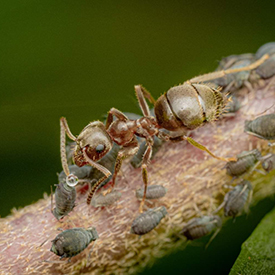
1,1,274,274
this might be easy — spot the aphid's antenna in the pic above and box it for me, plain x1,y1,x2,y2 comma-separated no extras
254,103,275,118
205,227,221,249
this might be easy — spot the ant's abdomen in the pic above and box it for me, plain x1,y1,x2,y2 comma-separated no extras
154,83,226,132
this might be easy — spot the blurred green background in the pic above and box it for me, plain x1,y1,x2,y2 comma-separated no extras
1,0,274,274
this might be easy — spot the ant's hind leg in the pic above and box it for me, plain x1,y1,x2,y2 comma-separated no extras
188,54,270,84
135,85,156,106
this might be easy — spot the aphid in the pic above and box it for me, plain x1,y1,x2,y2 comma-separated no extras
244,113,275,145
50,227,99,261
123,111,164,168
130,206,167,235
91,190,122,207
136,184,167,200
51,176,78,220
225,149,262,177
254,42,275,80
223,180,253,218
180,215,222,240
214,53,255,93
261,153,275,173
60,54,269,212
130,136,164,168
225,95,241,114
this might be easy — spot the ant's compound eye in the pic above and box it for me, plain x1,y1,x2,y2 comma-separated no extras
96,144,105,154
66,174,79,187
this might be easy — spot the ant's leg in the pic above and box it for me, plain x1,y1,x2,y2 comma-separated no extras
135,85,156,105
188,54,269,84
106,108,129,129
107,138,139,194
134,85,151,117
60,118,77,176
157,131,236,161
82,148,112,205
139,137,154,213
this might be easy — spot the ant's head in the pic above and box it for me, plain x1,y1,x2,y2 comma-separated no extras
74,121,112,166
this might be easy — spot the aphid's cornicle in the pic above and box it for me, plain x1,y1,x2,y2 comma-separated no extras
130,206,167,235
136,185,167,200
225,149,262,177
223,180,253,218
244,113,275,144
59,53,269,213
50,227,99,260
180,215,222,240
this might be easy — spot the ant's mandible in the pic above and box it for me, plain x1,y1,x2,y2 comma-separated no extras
60,54,269,213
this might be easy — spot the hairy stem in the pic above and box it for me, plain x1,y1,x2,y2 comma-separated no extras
0,84,275,274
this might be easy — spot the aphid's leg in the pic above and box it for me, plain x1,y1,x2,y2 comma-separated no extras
50,185,54,214
139,137,154,213
43,260,67,264
105,107,128,129
245,131,268,140
107,138,139,194
193,203,203,217
188,54,269,83
263,75,275,93
222,81,235,94
205,227,221,249
244,80,255,93
87,240,97,265
212,201,225,214
83,148,112,205
134,85,156,106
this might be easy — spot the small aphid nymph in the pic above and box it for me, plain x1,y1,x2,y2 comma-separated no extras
261,153,275,173
136,185,167,200
50,227,99,260
91,191,122,207
180,215,222,240
225,149,262,177
244,113,275,144
224,180,253,218
130,206,167,235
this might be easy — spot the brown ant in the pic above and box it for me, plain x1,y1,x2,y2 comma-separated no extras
60,54,269,213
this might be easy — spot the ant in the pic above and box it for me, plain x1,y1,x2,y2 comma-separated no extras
60,54,269,213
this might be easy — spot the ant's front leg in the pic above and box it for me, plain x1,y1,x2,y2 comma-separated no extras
139,137,154,213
